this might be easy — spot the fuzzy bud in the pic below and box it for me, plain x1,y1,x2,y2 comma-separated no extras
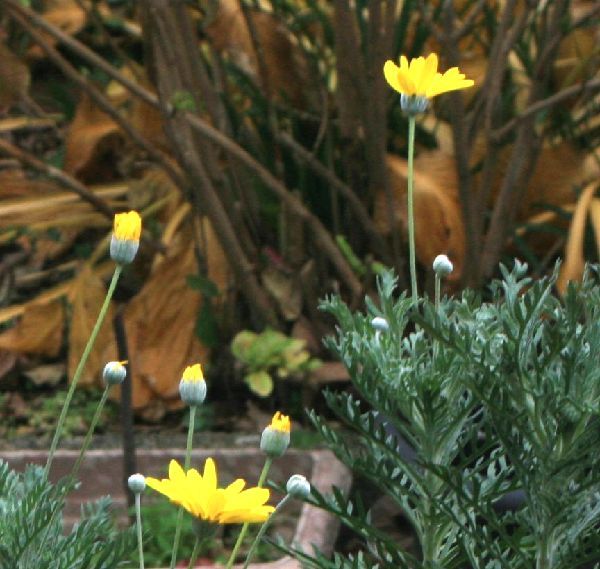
260,411,291,457
371,317,389,332
110,211,141,265
102,361,127,386
432,254,454,277
179,363,207,407
286,474,310,499
128,473,146,494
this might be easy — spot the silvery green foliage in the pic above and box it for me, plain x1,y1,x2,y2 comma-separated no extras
284,264,600,568
0,460,134,568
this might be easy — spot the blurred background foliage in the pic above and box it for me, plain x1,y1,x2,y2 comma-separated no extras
0,0,597,425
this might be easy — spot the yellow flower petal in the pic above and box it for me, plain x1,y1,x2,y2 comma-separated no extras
203,457,217,490
113,210,141,241
268,411,291,433
415,53,439,93
383,60,403,93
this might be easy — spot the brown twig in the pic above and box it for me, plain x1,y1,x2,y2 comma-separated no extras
277,131,391,263
479,0,570,280
143,1,279,328
492,77,600,143
0,139,114,219
5,0,362,298
5,2,185,192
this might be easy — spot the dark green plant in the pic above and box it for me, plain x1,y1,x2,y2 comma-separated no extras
0,460,135,568
282,263,600,568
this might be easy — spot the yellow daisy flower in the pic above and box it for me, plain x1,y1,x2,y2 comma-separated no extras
383,53,474,113
145,459,275,524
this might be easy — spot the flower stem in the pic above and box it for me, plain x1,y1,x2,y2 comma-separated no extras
70,385,110,480
45,264,123,478
135,492,145,569
187,537,201,569
435,274,441,311
242,495,291,569
407,115,418,303
225,457,273,569
170,404,197,569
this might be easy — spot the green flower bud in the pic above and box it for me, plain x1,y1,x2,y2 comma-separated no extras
371,317,389,332
433,254,453,277
286,474,310,499
179,363,207,407
128,473,146,494
102,361,127,386
260,411,291,458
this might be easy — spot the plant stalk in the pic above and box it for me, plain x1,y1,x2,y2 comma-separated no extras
243,495,291,569
170,404,197,569
135,492,145,569
225,457,273,569
407,115,418,303
70,385,110,480
45,264,123,477
187,537,201,569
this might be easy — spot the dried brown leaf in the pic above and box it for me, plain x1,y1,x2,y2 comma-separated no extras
375,153,465,280
28,0,87,59
556,182,598,294
101,220,229,410
0,300,63,357
64,93,124,183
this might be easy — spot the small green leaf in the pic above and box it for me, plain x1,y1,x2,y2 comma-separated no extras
245,371,274,397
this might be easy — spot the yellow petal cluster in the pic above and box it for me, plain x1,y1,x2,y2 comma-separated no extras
182,363,204,383
383,53,474,99
269,411,291,433
113,211,142,241
145,459,274,524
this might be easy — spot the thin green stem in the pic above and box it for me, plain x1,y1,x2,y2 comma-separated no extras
170,405,197,569
407,115,418,303
242,495,291,569
434,274,441,311
70,386,110,480
45,264,123,478
135,493,145,569
186,537,201,569
225,457,273,569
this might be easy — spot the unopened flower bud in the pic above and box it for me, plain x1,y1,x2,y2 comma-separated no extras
260,411,291,458
286,474,310,499
179,363,207,407
371,317,389,332
432,254,453,277
102,361,127,386
128,473,146,493
110,211,141,265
